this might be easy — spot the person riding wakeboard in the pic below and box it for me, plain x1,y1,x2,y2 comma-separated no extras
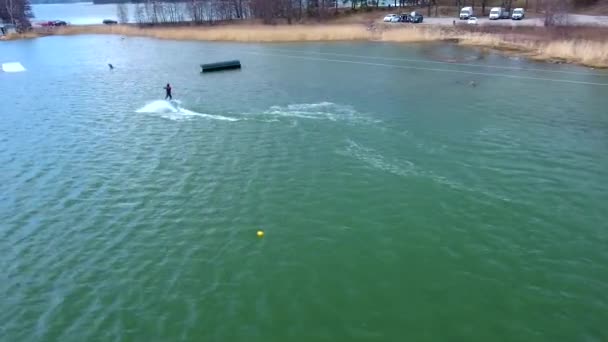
164,83,172,100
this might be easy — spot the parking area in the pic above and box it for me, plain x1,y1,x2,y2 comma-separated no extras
381,13,608,27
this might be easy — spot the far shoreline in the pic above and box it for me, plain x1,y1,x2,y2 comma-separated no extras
4,23,608,69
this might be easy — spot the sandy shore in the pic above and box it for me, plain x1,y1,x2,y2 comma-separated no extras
7,23,608,68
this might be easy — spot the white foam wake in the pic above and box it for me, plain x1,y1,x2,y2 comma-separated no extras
261,102,381,126
135,100,239,122
136,100,180,114
263,102,357,122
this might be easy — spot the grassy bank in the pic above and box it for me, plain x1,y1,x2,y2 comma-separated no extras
33,24,608,68
1,32,40,40
453,26,608,68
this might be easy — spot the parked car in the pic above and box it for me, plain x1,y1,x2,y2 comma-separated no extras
383,14,398,22
390,15,401,22
511,8,525,20
40,20,67,27
459,6,474,20
103,19,118,25
467,17,478,25
409,11,424,23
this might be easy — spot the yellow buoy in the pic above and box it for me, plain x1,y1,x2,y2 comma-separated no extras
257,230,264,238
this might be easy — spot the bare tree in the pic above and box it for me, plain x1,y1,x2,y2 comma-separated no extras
154,1,167,23
5,0,16,25
187,0,203,23
284,0,293,23
1,0,33,29
116,3,129,24
229,0,244,18
251,0,276,23
298,0,303,19
134,3,145,24
346,0,361,10
166,2,185,22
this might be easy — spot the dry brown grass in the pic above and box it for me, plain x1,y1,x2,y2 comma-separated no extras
54,24,375,42
454,26,608,67
3,31,40,40
537,40,608,67
380,26,448,42
457,31,529,51
36,24,608,68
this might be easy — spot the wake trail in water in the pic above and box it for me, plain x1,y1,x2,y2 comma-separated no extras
261,102,380,125
340,139,512,202
135,100,240,122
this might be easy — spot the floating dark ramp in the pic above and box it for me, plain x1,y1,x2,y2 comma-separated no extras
201,60,241,73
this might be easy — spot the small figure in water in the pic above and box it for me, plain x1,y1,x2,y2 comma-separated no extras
164,83,172,100
108,63,114,70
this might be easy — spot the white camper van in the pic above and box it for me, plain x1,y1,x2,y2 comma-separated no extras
489,7,509,20
511,8,525,20
460,7,474,20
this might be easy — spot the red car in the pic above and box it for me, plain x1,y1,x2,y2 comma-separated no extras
40,20,67,27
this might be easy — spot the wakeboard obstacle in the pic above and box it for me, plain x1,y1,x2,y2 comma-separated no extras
201,60,241,73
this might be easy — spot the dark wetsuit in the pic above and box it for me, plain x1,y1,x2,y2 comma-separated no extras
165,86,172,100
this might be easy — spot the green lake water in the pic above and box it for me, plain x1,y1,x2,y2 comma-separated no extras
1,36,608,341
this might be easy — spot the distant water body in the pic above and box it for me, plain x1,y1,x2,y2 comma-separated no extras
1,36,608,341
32,2,125,25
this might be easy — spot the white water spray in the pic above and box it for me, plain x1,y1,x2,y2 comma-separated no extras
135,100,239,122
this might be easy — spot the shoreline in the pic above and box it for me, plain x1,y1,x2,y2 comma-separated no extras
5,24,608,68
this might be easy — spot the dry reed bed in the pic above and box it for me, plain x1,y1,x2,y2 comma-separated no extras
50,24,608,68
55,24,374,42
3,31,40,40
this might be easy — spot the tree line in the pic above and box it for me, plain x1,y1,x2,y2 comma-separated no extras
116,0,346,25
114,0,250,24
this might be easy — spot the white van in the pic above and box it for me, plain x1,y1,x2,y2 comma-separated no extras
459,7,474,20
489,7,507,20
511,8,525,20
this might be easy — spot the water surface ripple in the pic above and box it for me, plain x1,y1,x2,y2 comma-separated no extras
1,37,607,341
